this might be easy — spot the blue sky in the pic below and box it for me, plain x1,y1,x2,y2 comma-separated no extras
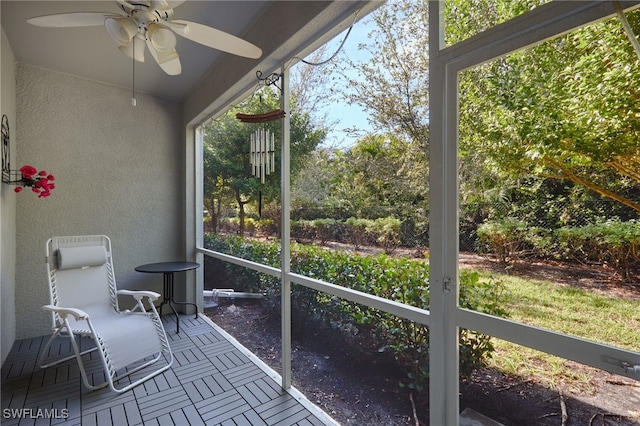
307,15,377,149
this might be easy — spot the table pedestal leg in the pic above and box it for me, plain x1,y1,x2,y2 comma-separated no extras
165,272,181,332
164,272,199,333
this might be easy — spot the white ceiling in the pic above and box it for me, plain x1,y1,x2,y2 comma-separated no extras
1,1,375,104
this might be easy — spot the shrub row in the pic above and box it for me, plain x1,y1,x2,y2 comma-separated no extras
204,233,508,390
556,219,640,280
477,218,640,280
217,217,277,236
215,214,638,281
216,216,410,253
292,217,404,253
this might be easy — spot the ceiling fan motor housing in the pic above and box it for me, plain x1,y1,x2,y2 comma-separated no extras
106,7,175,46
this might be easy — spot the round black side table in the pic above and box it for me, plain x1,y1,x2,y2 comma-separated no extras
135,261,200,333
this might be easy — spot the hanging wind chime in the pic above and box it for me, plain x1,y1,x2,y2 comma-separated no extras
236,110,284,184
249,128,275,184
235,71,285,214
236,72,286,185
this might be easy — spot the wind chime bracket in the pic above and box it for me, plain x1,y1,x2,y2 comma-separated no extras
235,70,286,123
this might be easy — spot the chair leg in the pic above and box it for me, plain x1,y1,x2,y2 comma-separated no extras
40,315,174,394
38,327,97,369
38,321,107,391
68,333,111,391
107,353,172,393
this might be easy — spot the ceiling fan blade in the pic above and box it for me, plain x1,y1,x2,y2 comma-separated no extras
170,20,262,59
146,38,181,75
151,1,186,10
114,0,135,11
27,12,117,28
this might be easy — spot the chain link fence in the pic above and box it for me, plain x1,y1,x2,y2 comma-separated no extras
286,200,636,254
208,200,639,281
210,200,637,256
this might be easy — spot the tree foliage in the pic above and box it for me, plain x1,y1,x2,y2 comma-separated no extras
208,0,640,242
340,0,429,147
457,4,640,212
293,133,429,220
336,0,639,216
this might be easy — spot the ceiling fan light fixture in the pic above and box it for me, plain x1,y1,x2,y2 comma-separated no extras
105,16,138,46
148,23,176,52
119,35,145,62
145,33,181,74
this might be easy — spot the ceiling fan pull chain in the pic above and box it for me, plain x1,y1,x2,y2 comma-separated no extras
132,37,137,107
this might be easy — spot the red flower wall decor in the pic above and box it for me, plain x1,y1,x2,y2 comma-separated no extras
14,165,55,198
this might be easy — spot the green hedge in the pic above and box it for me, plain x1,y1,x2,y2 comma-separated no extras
289,216,404,254
555,218,640,280
204,233,508,390
476,217,543,265
477,217,639,281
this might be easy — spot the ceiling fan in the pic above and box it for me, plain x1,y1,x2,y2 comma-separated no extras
27,0,263,76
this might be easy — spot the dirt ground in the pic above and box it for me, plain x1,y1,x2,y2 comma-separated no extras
205,252,640,426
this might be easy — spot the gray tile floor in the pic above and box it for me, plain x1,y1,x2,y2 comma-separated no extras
1,315,336,426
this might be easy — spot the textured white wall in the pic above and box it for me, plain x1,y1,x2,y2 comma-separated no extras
15,64,184,339
1,28,18,364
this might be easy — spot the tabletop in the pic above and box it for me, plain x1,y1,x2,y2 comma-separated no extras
135,261,200,274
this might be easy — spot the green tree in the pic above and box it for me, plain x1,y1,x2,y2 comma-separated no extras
339,0,429,148
318,133,428,218
204,100,263,236
291,147,338,214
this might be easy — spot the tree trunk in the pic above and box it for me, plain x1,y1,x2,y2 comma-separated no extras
236,189,247,236
545,157,640,213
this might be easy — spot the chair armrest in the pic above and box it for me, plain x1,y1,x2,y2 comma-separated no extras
42,304,88,320
117,289,160,301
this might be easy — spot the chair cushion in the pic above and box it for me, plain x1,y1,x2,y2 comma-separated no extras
57,245,107,270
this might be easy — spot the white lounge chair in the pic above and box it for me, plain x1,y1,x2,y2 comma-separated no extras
38,235,173,393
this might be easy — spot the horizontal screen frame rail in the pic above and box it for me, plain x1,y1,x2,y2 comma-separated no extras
458,308,640,380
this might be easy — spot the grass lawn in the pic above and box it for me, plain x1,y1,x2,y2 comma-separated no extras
480,272,640,392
